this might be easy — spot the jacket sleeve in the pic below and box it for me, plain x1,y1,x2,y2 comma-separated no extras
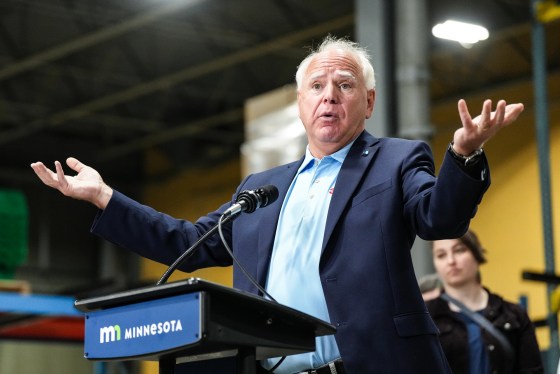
403,141,491,240
90,190,235,272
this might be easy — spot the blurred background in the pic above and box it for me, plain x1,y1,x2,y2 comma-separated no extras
0,0,559,373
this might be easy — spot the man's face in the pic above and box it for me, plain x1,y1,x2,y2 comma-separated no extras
297,49,375,158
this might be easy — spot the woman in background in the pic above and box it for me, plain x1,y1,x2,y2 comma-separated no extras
426,229,543,374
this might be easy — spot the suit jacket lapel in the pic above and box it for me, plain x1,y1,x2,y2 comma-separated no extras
322,132,381,254
256,160,302,285
253,131,380,283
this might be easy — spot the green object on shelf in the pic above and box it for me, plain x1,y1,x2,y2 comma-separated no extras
0,189,28,279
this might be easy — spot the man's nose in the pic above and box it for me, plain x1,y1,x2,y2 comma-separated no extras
323,83,338,103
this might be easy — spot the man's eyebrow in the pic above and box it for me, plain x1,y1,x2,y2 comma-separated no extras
308,71,326,81
307,70,357,81
335,70,356,79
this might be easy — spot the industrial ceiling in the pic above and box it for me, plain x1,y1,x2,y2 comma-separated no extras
1,0,556,189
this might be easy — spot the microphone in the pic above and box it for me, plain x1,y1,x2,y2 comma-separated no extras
156,184,279,285
223,185,279,217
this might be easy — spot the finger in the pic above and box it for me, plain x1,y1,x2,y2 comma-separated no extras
30,161,50,178
30,161,45,174
503,103,524,125
66,157,84,173
494,100,506,126
30,162,58,186
457,99,475,130
55,161,69,191
478,99,492,129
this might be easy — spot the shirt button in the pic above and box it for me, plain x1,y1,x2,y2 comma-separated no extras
488,344,495,351
504,322,511,330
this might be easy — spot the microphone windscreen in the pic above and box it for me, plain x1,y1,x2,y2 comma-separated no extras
258,185,279,207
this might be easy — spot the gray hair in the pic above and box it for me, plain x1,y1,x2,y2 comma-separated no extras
295,35,376,90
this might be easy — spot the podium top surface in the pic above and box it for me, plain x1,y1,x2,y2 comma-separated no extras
74,277,336,337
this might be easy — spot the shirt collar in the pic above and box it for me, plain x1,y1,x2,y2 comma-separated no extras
298,139,356,173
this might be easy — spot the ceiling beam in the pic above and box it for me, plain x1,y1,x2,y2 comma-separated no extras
0,0,205,81
0,14,354,147
0,99,160,132
98,108,244,161
45,14,355,124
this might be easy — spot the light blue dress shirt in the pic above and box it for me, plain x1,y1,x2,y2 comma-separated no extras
262,142,353,373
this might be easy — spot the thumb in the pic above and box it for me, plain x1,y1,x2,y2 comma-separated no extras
66,157,86,173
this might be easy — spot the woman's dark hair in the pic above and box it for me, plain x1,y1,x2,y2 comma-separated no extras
459,229,487,264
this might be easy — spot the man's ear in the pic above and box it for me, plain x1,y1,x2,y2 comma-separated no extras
365,89,376,119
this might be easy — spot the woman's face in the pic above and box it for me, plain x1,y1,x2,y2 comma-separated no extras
432,238,480,288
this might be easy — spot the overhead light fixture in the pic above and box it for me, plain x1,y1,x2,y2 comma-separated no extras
432,20,489,48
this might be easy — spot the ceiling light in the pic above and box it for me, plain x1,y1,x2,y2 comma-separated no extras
432,20,489,47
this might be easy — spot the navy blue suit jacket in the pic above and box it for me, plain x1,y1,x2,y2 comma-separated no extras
92,130,490,373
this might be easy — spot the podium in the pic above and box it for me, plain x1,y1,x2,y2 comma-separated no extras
74,278,336,373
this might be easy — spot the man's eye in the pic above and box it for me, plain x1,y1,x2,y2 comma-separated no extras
312,83,321,90
340,83,351,90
